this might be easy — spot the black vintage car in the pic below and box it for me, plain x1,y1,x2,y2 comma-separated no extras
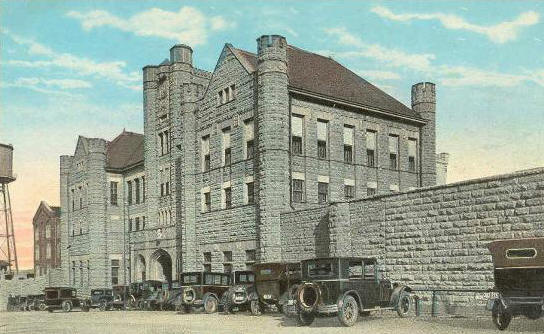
130,280,163,310
295,257,412,327
161,281,183,311
250,262,301,316
487,238,544,330
6,295,26,312
179,272,231,313
26,294,46,311
222,271,256,313
111,285,131,310
87,288,114,311
44,287,90,312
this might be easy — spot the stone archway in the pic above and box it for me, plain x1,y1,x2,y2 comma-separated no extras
136,254,146,282
149,249,172,283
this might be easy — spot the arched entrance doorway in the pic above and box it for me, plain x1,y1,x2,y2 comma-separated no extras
149,249,172,283
136,254,146,282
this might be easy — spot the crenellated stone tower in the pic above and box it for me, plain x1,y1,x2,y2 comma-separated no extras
255,35,290,262
411,82,437,187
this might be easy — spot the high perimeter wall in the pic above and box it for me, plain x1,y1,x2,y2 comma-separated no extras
281,167,544,304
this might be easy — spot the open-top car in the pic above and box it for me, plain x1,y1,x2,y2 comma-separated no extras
87,288,114,311
222,270,256,313
44,287,90,312
250,262,301,316
179,272,231,313
487,237,544,330
295,257,412,327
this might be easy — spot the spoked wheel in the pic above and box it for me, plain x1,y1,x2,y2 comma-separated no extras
338,295,359,327
297,311,315,326
250,300,263,316
99,301,108,311
39,302,47,312
396,292,411,317
61,301,72,313
203,295,218,314
492,300,512,331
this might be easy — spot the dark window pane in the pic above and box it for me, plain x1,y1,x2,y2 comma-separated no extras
345,185,354,198
318,182,328,203
344,145,353,163
247,182,254,204
293,179,304,203
367,187,376,196
367,149,375,167
224,148,231,166
292,136,303,155
204,154,210,172
225,188,232,209
409,156,416,171
317,140,327,159
390,153,397,170
246,140,254,159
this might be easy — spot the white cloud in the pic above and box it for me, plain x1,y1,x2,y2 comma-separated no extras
14,77,92,89
371,6,539,44
324,27,544,88
67,7,235,45
356,70,401,81
2,30,140,90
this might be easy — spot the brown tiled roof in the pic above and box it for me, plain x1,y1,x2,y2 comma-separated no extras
106,131,144,171
230,45,420,119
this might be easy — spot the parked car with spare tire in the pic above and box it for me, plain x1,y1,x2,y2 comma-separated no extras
86,288,114,311
295,257,412,327
222,270,256,313
44,287,90,312
178,272,231,313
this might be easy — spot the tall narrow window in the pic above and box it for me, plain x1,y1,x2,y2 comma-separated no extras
203,252,212,272
222,127,231,166
246,181,255,205
244,119,254,159
317,120,328,159
129,218,132,232
366,130,377,167
389,135,399,170
72,261,76,285
344,126,354,163
318,182,328,204
223,251,233,273
344,179,355,199
135,217,140,231
164,130,169,154
127,181,133,205
224,187,232,209
110,181,118,206
135,178,140,204
111,259,119,285
230,84,236,101
79,261,83,286
159,132,164,155
202,189,211,212
79,186,82,209
142,176,146,203
202,135,210,172
71,189,75,211
291,115,304,155
292,177,304,203
408,138,417,172
87,260,90,285
142,216,146,230
218,90,223,106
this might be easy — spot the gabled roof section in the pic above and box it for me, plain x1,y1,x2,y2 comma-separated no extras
106,131,144,172
228,44,420,119
33,201,60,223
74,136,89,159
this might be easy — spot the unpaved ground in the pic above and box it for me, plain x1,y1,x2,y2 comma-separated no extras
2,310,543,334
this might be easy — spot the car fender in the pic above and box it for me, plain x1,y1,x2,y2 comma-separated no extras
389,285,412,308
337,290,363,309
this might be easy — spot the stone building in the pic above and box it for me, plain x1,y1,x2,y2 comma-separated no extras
32,201,61,276
60,35,448,288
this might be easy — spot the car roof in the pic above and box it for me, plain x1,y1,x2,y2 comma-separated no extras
301,257,377,263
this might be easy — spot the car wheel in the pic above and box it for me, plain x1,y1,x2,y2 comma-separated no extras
138,301,146,311
492,300,512,331
396,292,411,318
39,303,47,312
338,295,359,327
62,301,72,312
47,307,53,313
525,306,543,320
204,295,218,314
250,300,262,316
296,311,315,326
99,301,107,312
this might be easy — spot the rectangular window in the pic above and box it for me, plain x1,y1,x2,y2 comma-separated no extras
79,186,82,209
87,260,90,285
204,252,212,263
71,189,74,211
408,138,417,172
160,183,164,197
246,182,254,204
222,128,231,166
218,90,223,105
80,261,83,286
223,251,233,262
317,120,328,159
72,261,76,285
127,181,133,205
367,182,377,196
129,218,132,232
223,263,233,273
163,130,169,154
203,191,211,212
135,217,140,231
245,250,256,262
318,182,328,204
224,187,232,209
244,119,254,159
291,115,303,155
110,181,118,205
344,126,354,163
111,259,119,285
389,135,399,170
159,133,164,155
135,178,140,204
230,84,236,101
142,216,146,230
366,130,377,167
165,181,170,196
344,185,355,199
292,179,304,203
202,135,210,172
142,176,146,203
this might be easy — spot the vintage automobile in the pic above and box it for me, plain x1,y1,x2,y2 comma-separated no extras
26,294,46,311
179,272,231,313
130,280,163,310
44,287,90,312
86,288,114,311
295,257,412,327
249,262,301,316
160,281,183,311
6,295,27,312
487,237,544,330
111,285,131,310
222,270,256,313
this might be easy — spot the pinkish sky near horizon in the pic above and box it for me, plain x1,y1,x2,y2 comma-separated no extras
1,0,543,269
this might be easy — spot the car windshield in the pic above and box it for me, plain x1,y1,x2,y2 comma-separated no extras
236,272,255,283
45,290,58,299
308,261,335,278
181,273,201,285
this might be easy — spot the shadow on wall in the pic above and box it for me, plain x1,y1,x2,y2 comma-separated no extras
315,211,330,258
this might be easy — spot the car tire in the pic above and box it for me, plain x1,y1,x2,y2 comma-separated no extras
338,295,359,327
525,306,543,320
396,292,411,318
250,300,262,316
39,303,47,312
203,295,218,314
99,301,107,312
47,307,53,313
296,311,315,326
492,299,512,331
62,301,72,312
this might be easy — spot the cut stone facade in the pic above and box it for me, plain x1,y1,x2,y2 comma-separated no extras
32,201,61,276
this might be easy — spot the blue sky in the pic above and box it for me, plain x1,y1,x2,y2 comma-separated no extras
1,0,543,267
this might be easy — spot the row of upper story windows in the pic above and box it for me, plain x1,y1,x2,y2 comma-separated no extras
217,84,236,106
34,241,57,261
129,216,146,232
70,183,88,211
202,249,256,272
110,176,146,206
35,224,56,240
70,259,120,286
291,115,419,172
200,178,255,213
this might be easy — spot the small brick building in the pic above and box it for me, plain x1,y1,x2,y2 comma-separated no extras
33,201,61,276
